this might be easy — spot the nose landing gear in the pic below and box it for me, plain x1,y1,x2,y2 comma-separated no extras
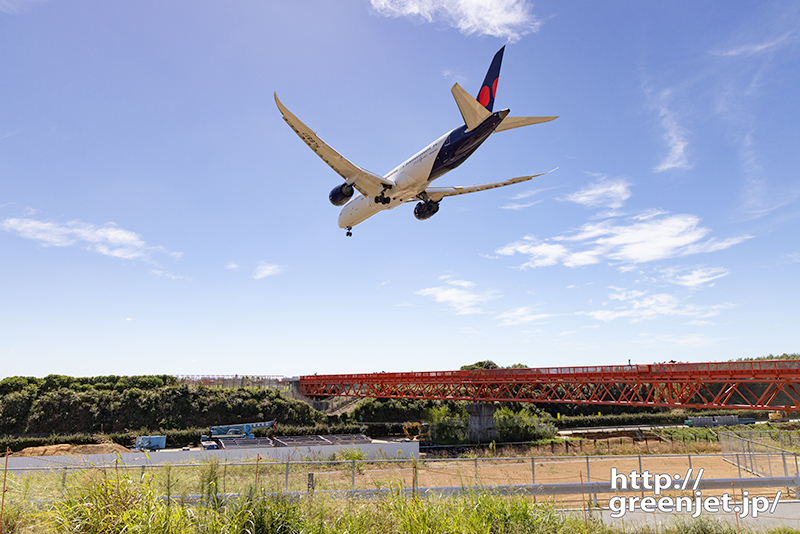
345,226,353,237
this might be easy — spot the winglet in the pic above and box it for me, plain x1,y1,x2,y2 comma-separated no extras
477,46,504,112
452,83,491,131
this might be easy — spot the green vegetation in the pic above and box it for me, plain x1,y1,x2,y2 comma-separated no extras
735,353,800,361
494,407,557,442
460,360,501,370
3,467,797,534
0,374,324,436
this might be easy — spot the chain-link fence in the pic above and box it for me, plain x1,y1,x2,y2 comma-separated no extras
5,451,796,509
720,431,800,499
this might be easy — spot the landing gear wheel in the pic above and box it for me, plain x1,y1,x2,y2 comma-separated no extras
345,227,353,237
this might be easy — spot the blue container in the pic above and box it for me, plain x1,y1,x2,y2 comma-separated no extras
136,436,167,450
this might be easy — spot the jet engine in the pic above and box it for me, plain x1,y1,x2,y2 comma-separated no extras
329,183,354,206
413,200,440,220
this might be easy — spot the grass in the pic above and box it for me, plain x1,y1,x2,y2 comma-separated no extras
3,435,799,533
4,473,800,533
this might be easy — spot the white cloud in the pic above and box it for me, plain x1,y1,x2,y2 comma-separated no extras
500,199,543,211
253,262,282,279
496,306,551,326
712,33,795,58
416,276,498,314
508,185,560,201
226,262,239,270
639,333,722,348
564,178,631,210
579,287,734,323
648,89,692,172
370,0,540,42
150,269,190,281
1,217,181,263
662,266,729,288
496,212,751,269
0,0,43,14
496,239,570,268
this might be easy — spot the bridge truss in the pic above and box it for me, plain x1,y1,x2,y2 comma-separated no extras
298,360,800,411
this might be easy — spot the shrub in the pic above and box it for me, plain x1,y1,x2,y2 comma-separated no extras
494,407,557,442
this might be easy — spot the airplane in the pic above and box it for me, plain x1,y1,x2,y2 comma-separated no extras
274,46,557,237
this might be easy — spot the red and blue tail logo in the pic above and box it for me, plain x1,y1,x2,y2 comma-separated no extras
476,46,505,112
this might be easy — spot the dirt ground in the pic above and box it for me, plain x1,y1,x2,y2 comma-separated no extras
12,443,131,457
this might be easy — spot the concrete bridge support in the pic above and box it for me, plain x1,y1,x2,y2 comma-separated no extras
466,403,497,443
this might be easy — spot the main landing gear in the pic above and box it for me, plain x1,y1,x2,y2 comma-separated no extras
345,226,353,237
374,184,392,205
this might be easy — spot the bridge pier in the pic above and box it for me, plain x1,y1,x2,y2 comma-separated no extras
466,403,497,443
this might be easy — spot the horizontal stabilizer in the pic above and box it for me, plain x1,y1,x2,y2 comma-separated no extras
495,115,558,132
452,83,491,131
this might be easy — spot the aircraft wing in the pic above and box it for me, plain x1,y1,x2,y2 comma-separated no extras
420,170,554,202
274,93,392,198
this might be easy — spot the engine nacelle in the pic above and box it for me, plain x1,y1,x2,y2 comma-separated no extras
414,200,440,220
329,183,354,206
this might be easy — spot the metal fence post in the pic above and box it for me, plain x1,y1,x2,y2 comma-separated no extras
474,457,478,485
638,455,644,499
782,449,789,478
586,456,598,506
351,460,356,493
795,453,800,499
285,460,289,492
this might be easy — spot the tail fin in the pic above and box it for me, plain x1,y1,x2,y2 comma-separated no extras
476,46,504,111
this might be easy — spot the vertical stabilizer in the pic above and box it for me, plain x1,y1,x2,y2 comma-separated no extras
476,46,505,112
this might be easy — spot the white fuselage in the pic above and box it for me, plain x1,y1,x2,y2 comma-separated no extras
337,132,450,229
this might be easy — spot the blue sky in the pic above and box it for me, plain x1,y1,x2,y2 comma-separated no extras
2,1,799,378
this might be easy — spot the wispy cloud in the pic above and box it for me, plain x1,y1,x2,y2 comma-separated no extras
496,212,751,268
661,266,729,288
253,262,282,279
646,88,692,173
644,7,799,219
563,177,631,210
150,269,190,281
416,275,498,314
500,199,543,211
496,306,551,326
712,32,796,58
1,217,181,263
501,186,559,210
226,262,239,270
578,286,734,323
370,0,541,42
0,0,43,14
638,332,723,348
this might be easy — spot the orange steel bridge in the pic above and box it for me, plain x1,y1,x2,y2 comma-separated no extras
298,360,800,411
